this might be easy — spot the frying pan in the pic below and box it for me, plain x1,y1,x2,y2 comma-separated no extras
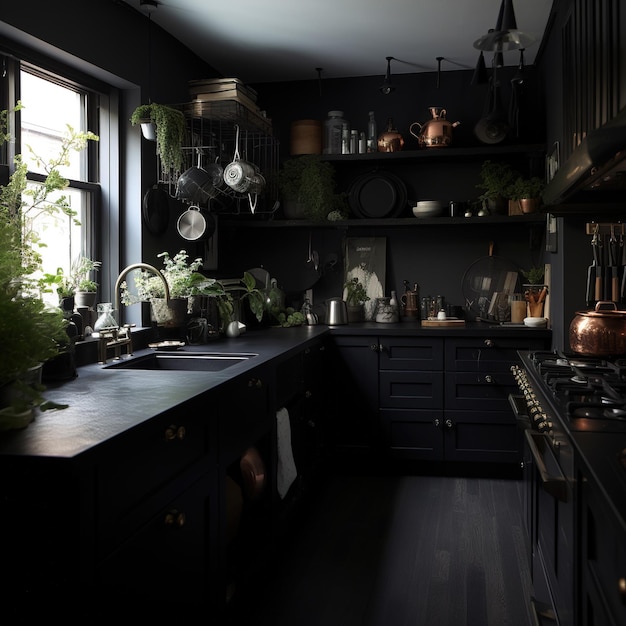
474,72,510,145
462,241,520,319
142,184,169,236
278,231,321,295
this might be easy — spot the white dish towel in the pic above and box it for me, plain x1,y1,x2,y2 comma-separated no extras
276,407,297,499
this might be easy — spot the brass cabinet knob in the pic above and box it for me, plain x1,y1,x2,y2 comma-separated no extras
164,425,186,441
164,509,186,529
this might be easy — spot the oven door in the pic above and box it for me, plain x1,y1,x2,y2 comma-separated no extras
526,430,575,626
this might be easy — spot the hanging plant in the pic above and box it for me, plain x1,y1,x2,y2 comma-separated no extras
130,103,186,176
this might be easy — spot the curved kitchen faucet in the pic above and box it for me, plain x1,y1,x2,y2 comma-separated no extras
114,262,171,326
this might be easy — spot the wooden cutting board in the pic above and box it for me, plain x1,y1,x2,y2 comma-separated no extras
421,319,466,327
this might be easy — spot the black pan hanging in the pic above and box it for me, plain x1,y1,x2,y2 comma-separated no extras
142,184,169,236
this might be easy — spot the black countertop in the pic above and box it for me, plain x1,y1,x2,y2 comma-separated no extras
0,322,551,460
0,326,328,460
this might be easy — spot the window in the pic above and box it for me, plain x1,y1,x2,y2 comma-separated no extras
3,63,100,305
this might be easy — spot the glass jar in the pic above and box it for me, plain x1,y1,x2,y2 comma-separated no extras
93,302,117,332
324,110,346,155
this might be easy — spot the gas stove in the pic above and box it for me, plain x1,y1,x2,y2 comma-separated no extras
517,350,626,433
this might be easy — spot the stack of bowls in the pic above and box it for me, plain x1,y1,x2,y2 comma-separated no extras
412,200,443,218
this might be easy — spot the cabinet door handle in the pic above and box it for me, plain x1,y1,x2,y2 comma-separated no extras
434,418,441,427
370,344,379,352
248,377,263,388
445,419,453,429
164,509,186,529
305,390,312,399
484,374,493,383
484,339,494,348
164,425,186,441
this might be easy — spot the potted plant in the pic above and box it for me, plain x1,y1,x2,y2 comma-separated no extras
476,160,519,215
39,267,75,313
343,277,370,322
0,105,92,422
130,103,186,176
521,266,548,318
71,256,102,309
217,272,266,333
278,155,347,221
119,249,234,330
508,176,545,214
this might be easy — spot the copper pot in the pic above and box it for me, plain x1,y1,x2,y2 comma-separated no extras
569,301,626,356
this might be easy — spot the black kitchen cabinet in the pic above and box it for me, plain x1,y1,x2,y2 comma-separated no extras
444,337,550,463
275,340,327,500
325,336,380,462
578,457,626,626
331,331,551,466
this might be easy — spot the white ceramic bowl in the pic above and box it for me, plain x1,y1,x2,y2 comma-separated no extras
524,316,548,328
412,200,443,218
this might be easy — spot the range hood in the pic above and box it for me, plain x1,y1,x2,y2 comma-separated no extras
543,106,626,208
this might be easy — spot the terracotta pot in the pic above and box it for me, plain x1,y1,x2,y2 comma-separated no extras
569,301,626,356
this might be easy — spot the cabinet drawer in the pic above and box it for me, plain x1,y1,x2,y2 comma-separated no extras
445,371,517,411
380,408,444,460
97,401,208,549
444,410,521,462
380,370,443,409
380,337,444,371
445,337,548,371
98,472,213,604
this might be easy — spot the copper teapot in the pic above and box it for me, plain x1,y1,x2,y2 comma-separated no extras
409,107,460,148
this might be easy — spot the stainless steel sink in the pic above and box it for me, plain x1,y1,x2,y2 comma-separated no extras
104,351,257,372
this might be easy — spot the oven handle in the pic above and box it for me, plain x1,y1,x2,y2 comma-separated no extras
524,430,568,503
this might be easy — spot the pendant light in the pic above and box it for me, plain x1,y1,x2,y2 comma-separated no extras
380,57,395,95
473,0,535,53
471,50,489,86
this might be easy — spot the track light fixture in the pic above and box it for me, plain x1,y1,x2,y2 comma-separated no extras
380,56,395,95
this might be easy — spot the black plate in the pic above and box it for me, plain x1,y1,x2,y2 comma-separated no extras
348,171,408,219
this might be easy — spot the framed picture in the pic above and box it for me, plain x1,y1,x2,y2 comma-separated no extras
344,237,386,320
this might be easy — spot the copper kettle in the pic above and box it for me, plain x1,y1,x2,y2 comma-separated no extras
409,107,460,148
377,118,404,153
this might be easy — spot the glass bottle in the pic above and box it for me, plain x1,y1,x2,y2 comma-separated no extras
93,302,118,332
323,110,345,155
367,111,377,153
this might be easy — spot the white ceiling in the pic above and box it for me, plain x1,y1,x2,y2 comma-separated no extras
121,0,554,84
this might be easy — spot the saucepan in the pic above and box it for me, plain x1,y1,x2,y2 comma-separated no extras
176,150,223,205
223,124,260,195
176,204,216,241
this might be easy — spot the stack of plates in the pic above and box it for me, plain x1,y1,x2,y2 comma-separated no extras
412,200,443,218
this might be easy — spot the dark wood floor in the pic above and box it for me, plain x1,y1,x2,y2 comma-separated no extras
229,470,533,626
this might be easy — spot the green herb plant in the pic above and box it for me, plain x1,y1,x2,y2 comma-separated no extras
343,277,370,306
130,103,186,176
